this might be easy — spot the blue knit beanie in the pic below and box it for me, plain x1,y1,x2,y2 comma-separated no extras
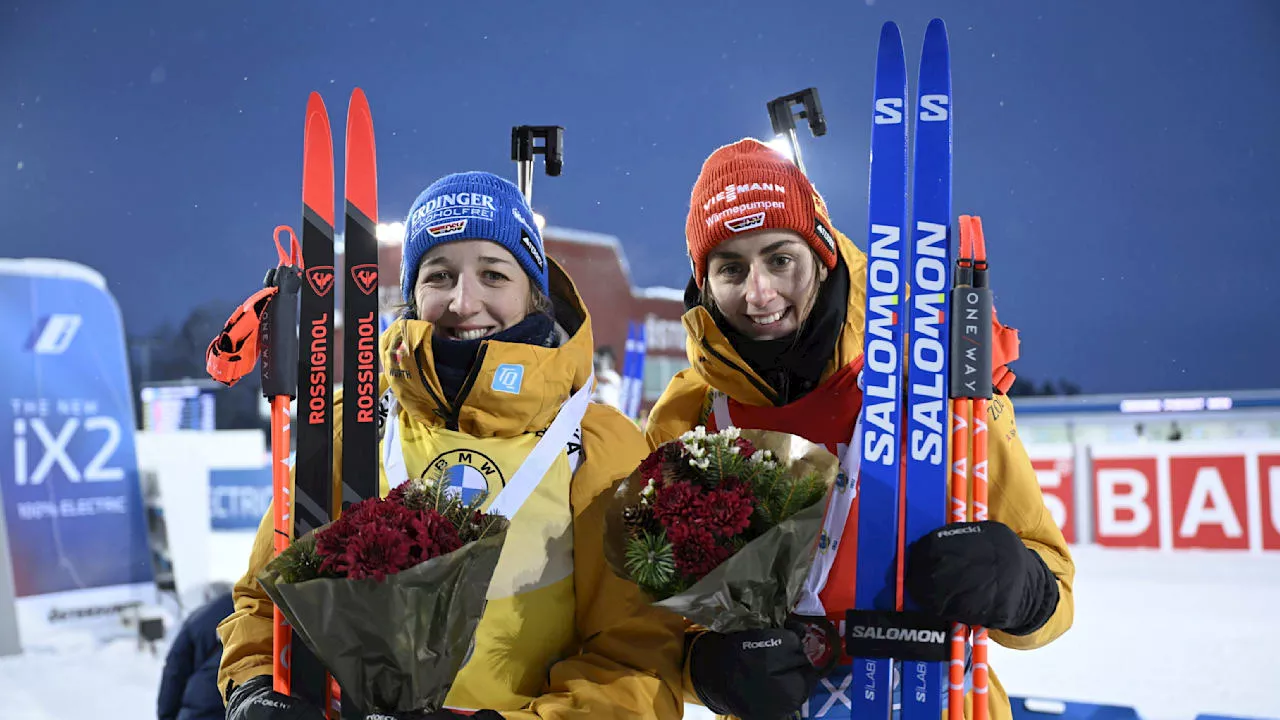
400,171,548,303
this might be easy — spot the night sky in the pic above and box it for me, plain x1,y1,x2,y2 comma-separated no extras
2,0,1277,394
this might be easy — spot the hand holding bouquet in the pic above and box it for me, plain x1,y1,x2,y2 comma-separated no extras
257,477,511,715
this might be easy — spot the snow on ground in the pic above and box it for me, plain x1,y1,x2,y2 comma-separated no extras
988,545,1280,720
2,547,1278,720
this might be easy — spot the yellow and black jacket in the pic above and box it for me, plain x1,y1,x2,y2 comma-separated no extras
645,224,1075,720
217,259,685,720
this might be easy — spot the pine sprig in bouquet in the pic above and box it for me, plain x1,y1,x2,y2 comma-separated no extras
605,426,839,633
257,477,511,715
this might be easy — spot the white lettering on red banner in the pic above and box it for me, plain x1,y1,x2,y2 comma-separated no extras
1075,441,1280,552
1092,457,1158,548
1169,455,1248,549
1029,451,1075,544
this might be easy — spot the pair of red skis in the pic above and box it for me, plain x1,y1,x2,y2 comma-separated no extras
207,88,381,719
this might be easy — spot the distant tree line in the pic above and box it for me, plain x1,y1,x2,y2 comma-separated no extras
127,298,265,431
1006,375,1082,397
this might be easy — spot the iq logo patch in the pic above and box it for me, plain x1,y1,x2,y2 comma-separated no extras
492,364,524,394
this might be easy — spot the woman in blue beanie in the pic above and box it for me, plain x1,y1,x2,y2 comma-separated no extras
217,171,685,720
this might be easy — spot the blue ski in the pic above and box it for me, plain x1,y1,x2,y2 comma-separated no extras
901,17,953,720
849,20,910,720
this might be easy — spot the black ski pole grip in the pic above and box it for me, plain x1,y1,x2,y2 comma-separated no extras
542,126,564,176
949,285,993,400
260,265,301,399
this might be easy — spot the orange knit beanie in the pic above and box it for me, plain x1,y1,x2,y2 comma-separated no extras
685,138,838,287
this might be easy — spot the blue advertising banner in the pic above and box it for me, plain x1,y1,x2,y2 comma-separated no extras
0,259,153,615
209,467,272,531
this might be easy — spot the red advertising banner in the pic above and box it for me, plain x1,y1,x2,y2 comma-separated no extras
1092,455,1160,548
1028,453,1076,544
1258,454,1280,551
1168,455,1249,550
1074,441,1280,552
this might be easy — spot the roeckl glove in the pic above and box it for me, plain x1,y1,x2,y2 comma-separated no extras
905,520,1060,635
226,675,325,720
688,627,818,720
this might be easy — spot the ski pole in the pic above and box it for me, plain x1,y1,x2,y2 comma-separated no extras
948,215,993,720
765,87,826,174
967,216,992,720
206,225,304,694
947,223,973,720
263,227,304,695
511,125,564,206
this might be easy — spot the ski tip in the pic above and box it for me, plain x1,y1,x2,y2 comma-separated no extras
306,91,328,117
925,17,950,49
305,94,334,140
877,21,906,61
303,94,336,227
344,89,377,223
349,87,371,119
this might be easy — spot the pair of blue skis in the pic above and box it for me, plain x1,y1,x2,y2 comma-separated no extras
806,17,967,720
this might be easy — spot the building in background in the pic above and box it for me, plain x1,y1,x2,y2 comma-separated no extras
336,225,691,421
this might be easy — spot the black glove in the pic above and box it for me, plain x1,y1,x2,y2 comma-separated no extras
226,675,325,720
688,627,818,720
905,520,1059,635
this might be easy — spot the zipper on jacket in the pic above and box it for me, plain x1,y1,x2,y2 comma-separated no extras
699,337,780,406
412,346,453,423
444,344,489,431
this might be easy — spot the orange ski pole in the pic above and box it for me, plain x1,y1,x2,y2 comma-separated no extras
946,221,974,720
968,217,992,720
947,216,995,720
260,226,304,695
207,225,304,695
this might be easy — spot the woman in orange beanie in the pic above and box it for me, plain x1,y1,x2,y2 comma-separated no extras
643,138,1075,720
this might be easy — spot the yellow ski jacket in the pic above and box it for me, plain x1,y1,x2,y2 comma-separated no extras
217,259,685,720
644,224,1075,720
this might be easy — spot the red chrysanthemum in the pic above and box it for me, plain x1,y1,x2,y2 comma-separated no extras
696,478,754,538
734,437,757,458
651,479,699,528
385,481,412,504
310,491,466,581
408,507,464,561
341,521,414,582
315,498,376,576
667,522,734,578
638,450,664,483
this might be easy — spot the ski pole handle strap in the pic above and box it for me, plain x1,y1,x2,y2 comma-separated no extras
844,609,951,662
261,265,303,399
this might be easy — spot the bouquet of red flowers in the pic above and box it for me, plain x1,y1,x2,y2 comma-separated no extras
604,426,839,633
257,477,510,715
